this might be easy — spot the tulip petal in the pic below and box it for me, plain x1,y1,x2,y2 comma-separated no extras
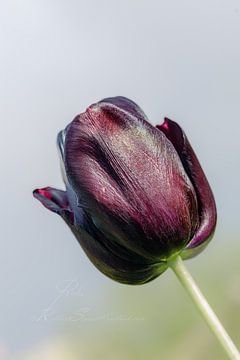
67,215,168,285
33,187,74,224
157,118,217,258
34,186,166,284
64,98,198,260
99,96,148,122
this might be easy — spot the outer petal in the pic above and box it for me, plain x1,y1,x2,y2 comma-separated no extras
64,97,198,261
34,188,167,284
157,118,217,258
69,217,167,285
33,187,74,224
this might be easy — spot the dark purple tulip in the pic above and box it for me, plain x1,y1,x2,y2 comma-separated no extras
33,97,217,284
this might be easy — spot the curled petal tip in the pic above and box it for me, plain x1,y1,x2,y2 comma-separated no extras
33,188,51,199
161,118,170,130
33,186,74,224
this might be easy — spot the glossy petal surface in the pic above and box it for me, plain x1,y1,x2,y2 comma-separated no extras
64,98,198,260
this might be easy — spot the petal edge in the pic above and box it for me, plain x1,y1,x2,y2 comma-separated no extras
157,118,217,258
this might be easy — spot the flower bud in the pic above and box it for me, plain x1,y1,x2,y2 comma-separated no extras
33,97,217,284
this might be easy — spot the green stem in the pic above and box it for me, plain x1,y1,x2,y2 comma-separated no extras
169,255,240,360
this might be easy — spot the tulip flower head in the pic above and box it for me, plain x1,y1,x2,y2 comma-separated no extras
33,97,216,284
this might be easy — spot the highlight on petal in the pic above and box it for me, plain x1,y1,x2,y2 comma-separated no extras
57,129,68,184
98,96,148,122
57,129,66,159
157,118,217,258
33,187,74,224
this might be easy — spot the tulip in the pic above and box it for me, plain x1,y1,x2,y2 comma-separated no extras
33,96,216,285
33,100,240,359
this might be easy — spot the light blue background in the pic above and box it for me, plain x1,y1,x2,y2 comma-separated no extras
0,0,239,356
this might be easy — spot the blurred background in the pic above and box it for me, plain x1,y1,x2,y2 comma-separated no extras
0,0,240,359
